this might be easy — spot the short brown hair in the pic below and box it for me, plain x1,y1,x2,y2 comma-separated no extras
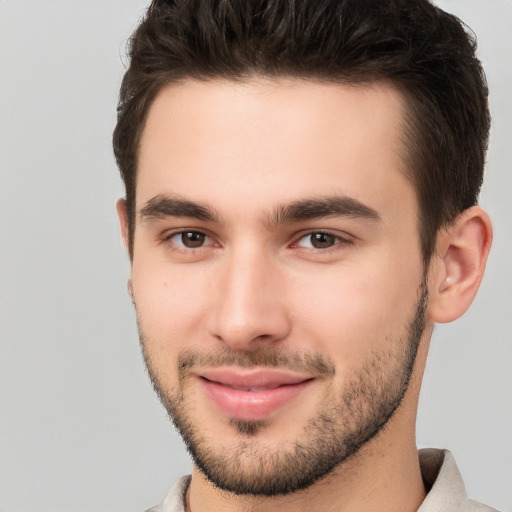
113,0,490,263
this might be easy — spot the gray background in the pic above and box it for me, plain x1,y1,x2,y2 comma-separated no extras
0,1,510,511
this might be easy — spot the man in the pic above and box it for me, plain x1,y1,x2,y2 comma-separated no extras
113,0,496,510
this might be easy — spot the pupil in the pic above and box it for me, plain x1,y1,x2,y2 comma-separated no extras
311,233,335,248
183,232,204,248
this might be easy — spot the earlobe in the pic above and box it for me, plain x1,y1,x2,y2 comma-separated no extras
427,206,492,324
116,198,130,251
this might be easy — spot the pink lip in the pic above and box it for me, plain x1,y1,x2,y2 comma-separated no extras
197,368,314,421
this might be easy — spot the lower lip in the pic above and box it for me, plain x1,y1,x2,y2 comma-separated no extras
199,378,313,421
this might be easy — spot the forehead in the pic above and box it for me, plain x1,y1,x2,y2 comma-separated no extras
136,78,415,221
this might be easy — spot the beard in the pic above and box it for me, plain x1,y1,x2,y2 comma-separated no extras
138,280,428,497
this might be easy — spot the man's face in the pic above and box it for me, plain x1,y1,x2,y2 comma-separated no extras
125,78,429,495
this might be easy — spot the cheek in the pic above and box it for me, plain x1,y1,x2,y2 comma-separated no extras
289,260,422,363
132,262,211,353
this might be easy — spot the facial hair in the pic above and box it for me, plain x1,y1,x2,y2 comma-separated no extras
138,280,428,496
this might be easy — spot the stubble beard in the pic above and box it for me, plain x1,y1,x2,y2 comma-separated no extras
138,281,428,497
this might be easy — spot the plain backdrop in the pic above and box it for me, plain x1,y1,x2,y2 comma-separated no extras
0,1,510,511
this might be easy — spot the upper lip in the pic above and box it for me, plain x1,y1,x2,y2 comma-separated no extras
197,368,314,390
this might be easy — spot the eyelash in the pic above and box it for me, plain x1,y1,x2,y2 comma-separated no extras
163,230,216,252
162,229,353,254
291,230,353,251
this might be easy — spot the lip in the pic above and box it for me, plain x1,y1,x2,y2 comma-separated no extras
197,368,314,421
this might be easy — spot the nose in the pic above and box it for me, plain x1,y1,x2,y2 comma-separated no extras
207,246,292,350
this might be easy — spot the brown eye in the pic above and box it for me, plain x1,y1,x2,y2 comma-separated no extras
294,231,350,250
180,232,206,248
309,232,337,249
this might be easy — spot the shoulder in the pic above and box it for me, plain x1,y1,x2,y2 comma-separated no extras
465,499,499,512
145,475,191,512
418,449,499,512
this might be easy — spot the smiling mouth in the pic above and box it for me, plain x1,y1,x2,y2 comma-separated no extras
202,378,304,392
211,384,279,391
197,369,315,421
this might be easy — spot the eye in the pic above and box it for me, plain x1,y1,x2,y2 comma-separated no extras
168,231,211,249
295,232,348,250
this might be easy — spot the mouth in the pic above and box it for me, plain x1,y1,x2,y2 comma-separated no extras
196,368,315,421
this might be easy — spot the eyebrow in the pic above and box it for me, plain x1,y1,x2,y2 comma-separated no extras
269,195,381,225
139,195,220,222
139,193,381,225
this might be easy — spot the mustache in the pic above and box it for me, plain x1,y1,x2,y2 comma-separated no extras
177,346,336,378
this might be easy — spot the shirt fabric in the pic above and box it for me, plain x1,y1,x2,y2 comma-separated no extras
146,448,498,512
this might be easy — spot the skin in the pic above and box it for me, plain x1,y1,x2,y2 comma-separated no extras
117,78,492,512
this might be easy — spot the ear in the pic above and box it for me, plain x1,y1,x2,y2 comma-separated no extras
427,206,492,323
116,198,130,252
